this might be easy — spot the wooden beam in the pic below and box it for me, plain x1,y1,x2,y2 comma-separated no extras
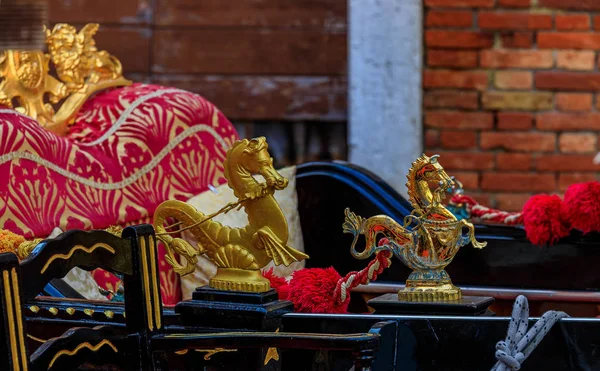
152,75,347,121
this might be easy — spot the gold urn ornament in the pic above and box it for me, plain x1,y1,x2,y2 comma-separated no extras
343,154,486,301
154,137,309,293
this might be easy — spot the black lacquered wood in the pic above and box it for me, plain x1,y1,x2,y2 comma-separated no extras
283,313,600,371
296,161,600,291
19,229,132,302
29,325,130,370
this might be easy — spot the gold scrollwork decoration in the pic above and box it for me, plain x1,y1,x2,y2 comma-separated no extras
49,340,118,368
41,243,116,274
175,348,238,360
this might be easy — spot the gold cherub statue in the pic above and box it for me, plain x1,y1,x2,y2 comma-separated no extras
154,137,309,293
343,154,486,301
0,23,130,135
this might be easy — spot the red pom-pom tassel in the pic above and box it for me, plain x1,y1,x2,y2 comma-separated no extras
262,268,290,300
287,267,346,314
522,194,570,246
563,181,600,234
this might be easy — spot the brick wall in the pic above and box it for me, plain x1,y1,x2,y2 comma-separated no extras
423,0,600,211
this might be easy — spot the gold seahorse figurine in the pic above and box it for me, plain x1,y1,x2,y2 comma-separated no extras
343,154,486,301
154,137,309,293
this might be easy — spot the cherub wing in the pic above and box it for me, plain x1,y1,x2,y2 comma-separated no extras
78,23,100,50
254,227,309,266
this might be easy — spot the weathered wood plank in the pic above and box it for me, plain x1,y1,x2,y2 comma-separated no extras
152,29,346,75
152,75,347,121
48,0,150,24
155,0,346,31
52,25,152,73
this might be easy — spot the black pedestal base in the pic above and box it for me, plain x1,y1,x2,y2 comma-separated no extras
368,293,495,316
175,287,293,331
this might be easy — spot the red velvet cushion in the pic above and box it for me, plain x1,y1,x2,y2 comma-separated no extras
0,83,239,304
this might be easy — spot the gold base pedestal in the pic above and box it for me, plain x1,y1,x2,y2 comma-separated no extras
209,268,270,293
398,269,462,301
398,282,461,302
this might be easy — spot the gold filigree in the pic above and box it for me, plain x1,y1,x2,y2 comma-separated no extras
28,305,39,313
65,307,75,315
40,243,116,273
83,309,94,317
264,328,280,365
154,137,309,293
103,310,114,319
175,348,237,360
344,154,487,301
48,339,118,368
0,23,131,135
48,307,58,315
27,334,47,343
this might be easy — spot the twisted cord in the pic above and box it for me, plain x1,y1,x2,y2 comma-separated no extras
451,195,523,226
334,242,393,305
492,295,568,371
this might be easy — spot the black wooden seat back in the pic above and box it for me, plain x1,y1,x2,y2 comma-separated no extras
0,225,163,370
19,229,132,302
0,253,30,371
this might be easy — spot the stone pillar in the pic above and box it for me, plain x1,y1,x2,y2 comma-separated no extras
348,0,423,198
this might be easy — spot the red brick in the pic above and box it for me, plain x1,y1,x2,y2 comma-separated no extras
427,50,478,68
500,32,533,48
497,112,533,130
435,152,495,170
496,193,532,211
480,132,556,152
423,70,489,90
556,51,595,71
594,15,600,31
555,93,593,112
440,131,477,149
559,173,598,191
480,50,553,69
595,96,600,110
494,71,532,90
481,173,556,192
536,72,600,91
426,11,473,27
425,0,495,7
538,0,600,10
497,153,532,171
449,171,479,190
425,111,494,130
556,14,590,31
538,33,600,49
559,133,597,153
536,154,600,171
426,30,494,49
423,90,479,110
479,12,553,30
537,113,600,130
498,0,531,8
425,130,440,148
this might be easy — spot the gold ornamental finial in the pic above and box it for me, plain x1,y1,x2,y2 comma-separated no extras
153,137,309,293
0,23,131,135
344,154,486,301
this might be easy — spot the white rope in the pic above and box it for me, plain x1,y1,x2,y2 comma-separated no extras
492,295,568,371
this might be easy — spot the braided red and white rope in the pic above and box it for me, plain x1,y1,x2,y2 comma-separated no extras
451,195,523,226
333,247,393,305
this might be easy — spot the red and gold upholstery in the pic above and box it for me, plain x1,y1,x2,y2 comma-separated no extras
0,83,239,304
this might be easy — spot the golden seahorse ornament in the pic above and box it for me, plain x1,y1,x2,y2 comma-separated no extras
343,154,486,301
154,137,309,293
